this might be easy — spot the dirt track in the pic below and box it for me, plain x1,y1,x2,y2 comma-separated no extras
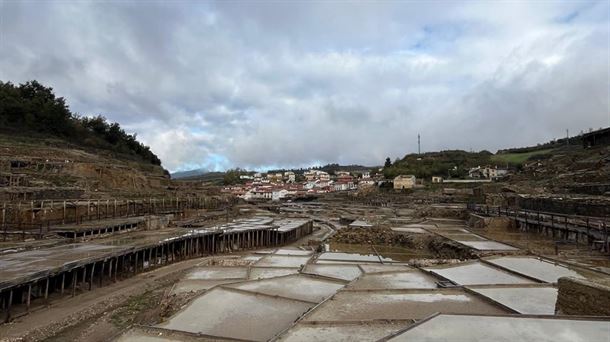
0,256,208,342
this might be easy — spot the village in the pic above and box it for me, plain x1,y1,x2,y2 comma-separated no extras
225,165,511,201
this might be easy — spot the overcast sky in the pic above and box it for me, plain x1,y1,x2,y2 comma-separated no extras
1,1,608,172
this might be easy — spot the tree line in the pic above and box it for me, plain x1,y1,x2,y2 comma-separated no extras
0,80,161,166
382,150,493,179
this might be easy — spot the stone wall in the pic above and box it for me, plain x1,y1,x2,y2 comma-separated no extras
144,215,172,230
556,277,610,316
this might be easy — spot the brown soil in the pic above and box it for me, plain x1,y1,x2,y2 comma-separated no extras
413,206,469,220
330,227,476,259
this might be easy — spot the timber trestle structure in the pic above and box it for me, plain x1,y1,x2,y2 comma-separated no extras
468,203,610,251
0,220,313,323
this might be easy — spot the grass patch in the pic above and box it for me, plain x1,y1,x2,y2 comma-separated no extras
491,148,555,165
110,290,160,328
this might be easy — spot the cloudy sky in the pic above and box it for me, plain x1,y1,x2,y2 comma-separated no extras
1,1,608,172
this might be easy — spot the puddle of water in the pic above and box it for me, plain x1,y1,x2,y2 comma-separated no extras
228,274,345,302
358,264,413,274
172,279,242,294
274,248,314,256
318,252,380,263
255,255,311,268
350,271,439,289
158,287,313,341
391,227,428,234
328,243,434,262
456,240,519,251
115,328,190,342
387,314,610,342
303,264,362,281
485,256,593,283
469,286,558,314
440,233,487,241
186,267,248,280
425,262,536,285
315,260,380,265
277,322,408,342
242,255,264,262
249,267,299,280
305,290,507,321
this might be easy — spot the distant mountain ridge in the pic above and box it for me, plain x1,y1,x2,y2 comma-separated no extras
171,168,210,179
172,163,378,180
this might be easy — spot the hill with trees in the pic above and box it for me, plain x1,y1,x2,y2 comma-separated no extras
0,80,161,166
383,150,493,179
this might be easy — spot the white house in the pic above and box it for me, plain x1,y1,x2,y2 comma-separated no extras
284,171,296,183
394,175,416,189
272,189,289,201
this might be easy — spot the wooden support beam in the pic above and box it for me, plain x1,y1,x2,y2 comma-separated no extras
26,283,32,313
89,263,95,291
114,257,119,282
44,277,50,305
61,273,65,295
99,261,105,287
71,270,77,297
6,290,13,323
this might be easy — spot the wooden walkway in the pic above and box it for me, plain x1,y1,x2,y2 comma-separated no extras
468,204,610,250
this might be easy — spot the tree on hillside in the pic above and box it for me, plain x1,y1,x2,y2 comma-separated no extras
223,168,242,185
0,80,162,166
384,157,392,168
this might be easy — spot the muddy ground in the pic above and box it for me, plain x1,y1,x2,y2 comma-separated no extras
329,227,477,259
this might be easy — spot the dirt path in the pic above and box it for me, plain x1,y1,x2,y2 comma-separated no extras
0,256,209,342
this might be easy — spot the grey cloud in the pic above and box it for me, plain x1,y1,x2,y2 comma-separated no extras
0,1,608,171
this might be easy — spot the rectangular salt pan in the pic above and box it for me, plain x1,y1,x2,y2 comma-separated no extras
425,262,535,285
318,252,380,263
468,286,558,314
186,267,248,280
392,227,428,234
228,274,345,302
277,322,407,342
388,314,610,342
303,264,362,281
486,256,589,283
305,290,507,321
351,271,439,289
249,267,299,280
158,287,312,341
255,255,311,268
274,248,314,256
457,240,519,251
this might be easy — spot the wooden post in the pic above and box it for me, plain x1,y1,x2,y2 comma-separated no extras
82,266,87,289
26,283,32,313
108,258,113,281
114,257,119,282
99,261,105,287
44,277,50,305
6,290,12,322
2,202,6,241
71,270,77,297
89,263,95,290
61,273,65,295
602,222,608,253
